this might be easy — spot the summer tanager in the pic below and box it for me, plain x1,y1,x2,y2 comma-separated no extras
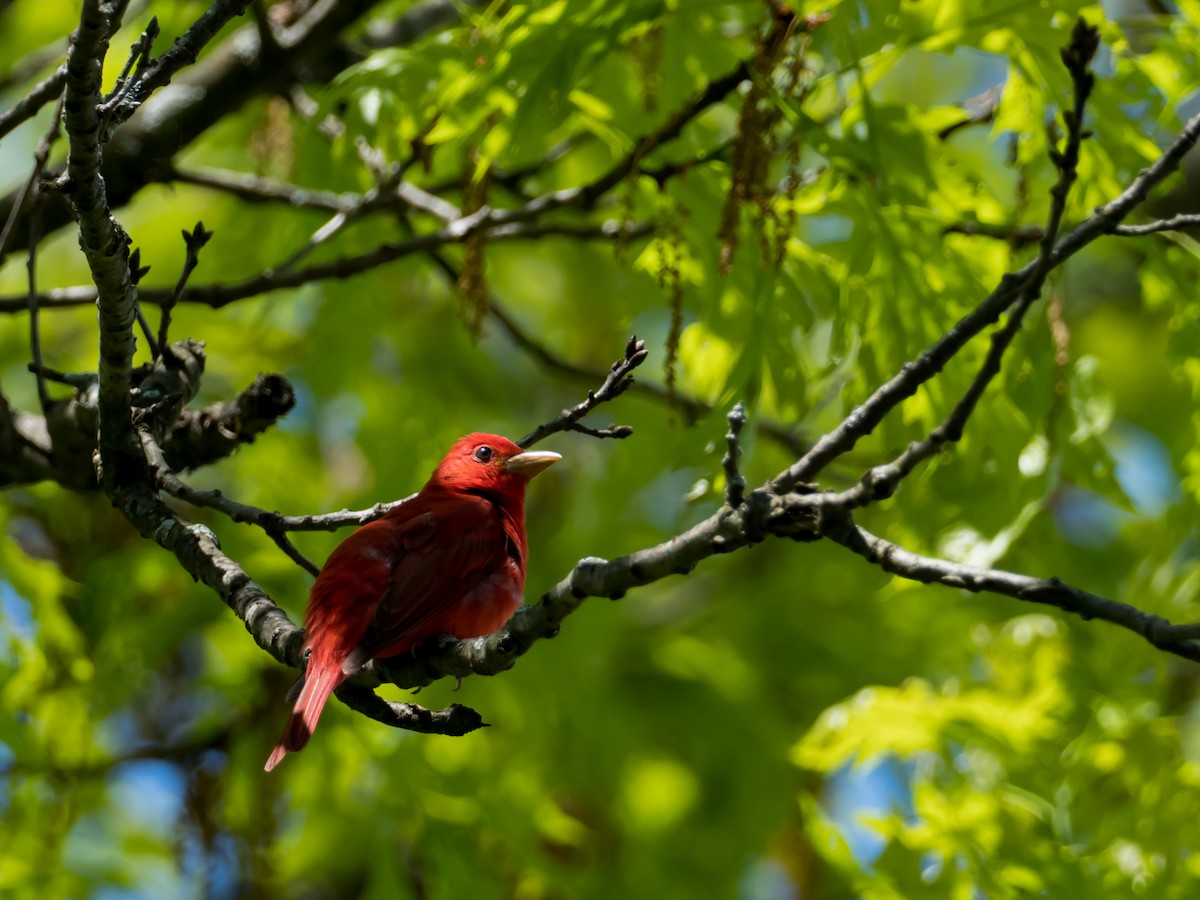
265,433,560,771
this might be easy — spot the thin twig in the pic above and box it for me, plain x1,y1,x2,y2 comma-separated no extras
157,222,213,356
517,336,647,448
272,500,412,532
270,139,412,274
137,425,322,576
485,297,808,454
164,166,351,211
26,205,49,412
942,220,1046,248
936,83,1003,140
127,247,160,356
1111,213,1200,236
25,363,92,387
0,67,66,143
102,0,252,132
168,162,462,228
0,94,64,268
0,38,68,94
99,16,159,124
9,93,68,417
134,306,158,354
249,0,282,63
723,402,747,508
1029,18,1099,289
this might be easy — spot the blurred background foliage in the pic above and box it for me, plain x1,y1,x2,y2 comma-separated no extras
3,0,1200,897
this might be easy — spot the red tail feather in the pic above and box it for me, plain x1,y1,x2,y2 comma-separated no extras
264,661,347,772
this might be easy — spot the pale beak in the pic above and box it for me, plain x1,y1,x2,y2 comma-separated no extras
503,450,561,478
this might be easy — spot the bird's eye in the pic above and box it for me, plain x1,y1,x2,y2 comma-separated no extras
473,446,494,462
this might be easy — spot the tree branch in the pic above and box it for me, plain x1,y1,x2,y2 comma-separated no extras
139,425,319,576
100,0,251,134
0,66,66,143
826,19,1098,509
111,480,307,670
1110,213,1200,236
334,685,487,736
162,372,296,472
819,510,1200,664
0,55,754,315
63,0,141,491
0,220,651,313
96,14,159,136
0,0,392,257
772,86,1200,493
161,165,351,211
365,483,822,691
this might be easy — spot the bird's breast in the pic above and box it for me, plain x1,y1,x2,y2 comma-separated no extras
439,556,525,639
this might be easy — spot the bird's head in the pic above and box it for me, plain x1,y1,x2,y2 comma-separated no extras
428,432,561,499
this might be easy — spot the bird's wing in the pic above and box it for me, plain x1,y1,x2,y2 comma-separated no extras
357,493,507,659
302,506,436,633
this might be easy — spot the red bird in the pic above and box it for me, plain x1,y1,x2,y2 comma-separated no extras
265,433,560,771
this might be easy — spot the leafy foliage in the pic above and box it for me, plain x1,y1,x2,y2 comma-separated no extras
2,0,1200,897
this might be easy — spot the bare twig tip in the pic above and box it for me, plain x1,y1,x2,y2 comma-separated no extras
519,338,645,446
723,401,747,507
